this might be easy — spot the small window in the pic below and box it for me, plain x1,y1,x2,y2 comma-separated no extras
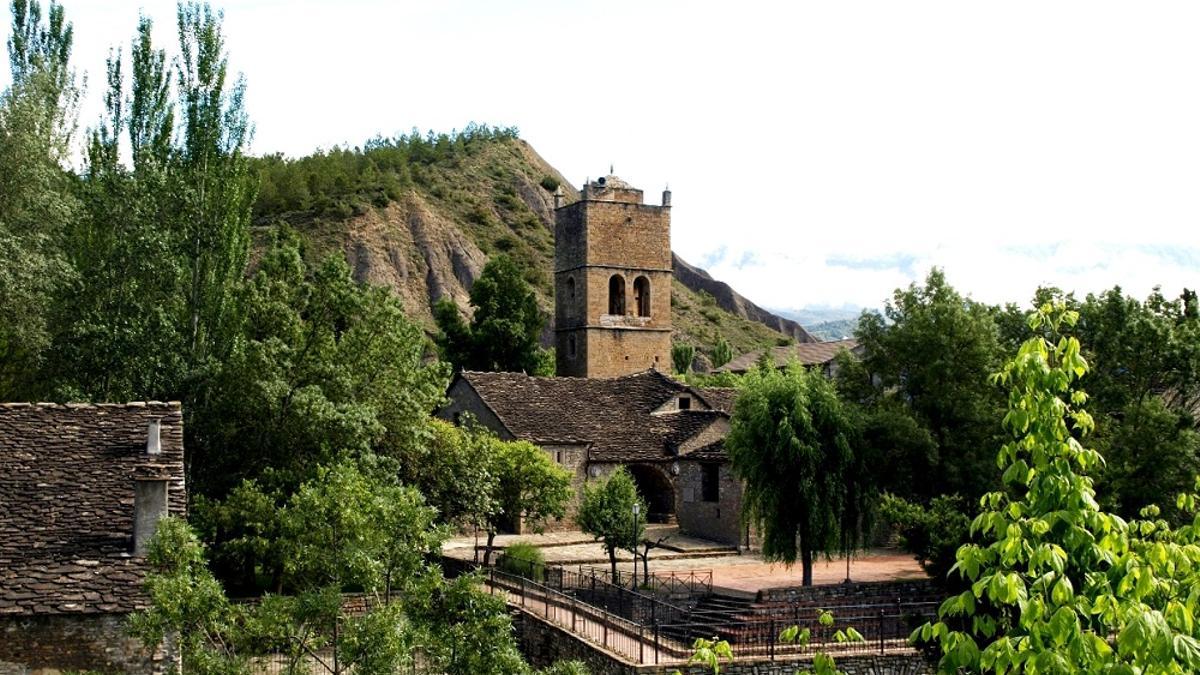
678,396,691,410
701,464,720,502
567,335,577,359
565,276,576,318
633,276,651,317
556,451,563,464
608,275,626,315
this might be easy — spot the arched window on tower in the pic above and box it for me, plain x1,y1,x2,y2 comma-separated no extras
608,275,626,315
565,276,576,318
634,276,651,317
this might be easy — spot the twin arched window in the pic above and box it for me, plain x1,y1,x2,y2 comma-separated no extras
608,274,652,317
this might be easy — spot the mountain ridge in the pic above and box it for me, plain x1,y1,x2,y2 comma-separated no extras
255,135,810,362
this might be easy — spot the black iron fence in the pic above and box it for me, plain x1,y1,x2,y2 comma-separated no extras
449,554,937,666
580,565,713,602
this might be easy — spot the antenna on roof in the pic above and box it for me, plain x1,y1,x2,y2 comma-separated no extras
610,163,614,174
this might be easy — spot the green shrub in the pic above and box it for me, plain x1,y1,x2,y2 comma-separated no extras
498,541,545,581
539,176,560,192
878,493,970,581
672,343,695,375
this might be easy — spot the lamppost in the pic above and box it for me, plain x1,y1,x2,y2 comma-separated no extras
631,502,641,589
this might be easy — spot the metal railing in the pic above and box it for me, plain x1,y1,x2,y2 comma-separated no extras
460,554,937,666
581,565,713,601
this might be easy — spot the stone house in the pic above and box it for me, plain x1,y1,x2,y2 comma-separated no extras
0,401,185,674
715,338,863,377
439,369,748,546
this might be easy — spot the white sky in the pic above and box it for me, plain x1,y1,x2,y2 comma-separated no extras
5,1,1200,313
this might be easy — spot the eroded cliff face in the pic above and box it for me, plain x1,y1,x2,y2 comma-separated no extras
287,138,807,354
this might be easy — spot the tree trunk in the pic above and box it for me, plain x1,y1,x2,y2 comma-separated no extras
483,530,497,567
801,546,814,586
608,546,618,584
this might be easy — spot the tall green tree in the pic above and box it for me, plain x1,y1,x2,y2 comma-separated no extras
0,0,77,398
173,1,254,371
51,15,184,401
190,230,448,499
837,268,1005,501
918,301,1200,673
726,362,861,586
434,254,548,374
576,467,647,583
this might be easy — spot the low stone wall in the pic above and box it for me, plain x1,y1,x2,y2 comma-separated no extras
514,607,931,675
758,579,942,606
0,613,177,674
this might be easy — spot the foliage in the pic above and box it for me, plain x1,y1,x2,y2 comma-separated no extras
497,540,545,581
190,229,448,500
128,517,248,674
393,418,498,531
252,123,519,220
480,433,573,565
434,254,549,374
403,572,531,675
539,175,559,192
672,341,695,374
711,337,733,369
916,301,1200,672
878,493,971,581
577,467,647,582
726,361,864,585
674,636,733,674
0,0,77,399
837,268,1005,502
780,610,865,675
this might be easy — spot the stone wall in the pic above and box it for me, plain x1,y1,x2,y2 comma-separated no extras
437,378,513,439
540,443,589,533
758,579,943,605
561,326,671,379
514,607,931,674
0,614,177,674
676,460,744,546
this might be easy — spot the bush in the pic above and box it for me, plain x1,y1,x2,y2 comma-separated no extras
497,541,545,582
539,176,560,192
878,493,970,581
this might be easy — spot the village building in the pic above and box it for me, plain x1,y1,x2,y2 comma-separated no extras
715,338,862,377
440,369,746,545
441,174,755,546
0,402,185,674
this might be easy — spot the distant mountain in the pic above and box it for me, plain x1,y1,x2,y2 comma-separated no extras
770,306,865,327
806,319,858,341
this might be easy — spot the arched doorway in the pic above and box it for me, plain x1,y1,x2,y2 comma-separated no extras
627,464,676,524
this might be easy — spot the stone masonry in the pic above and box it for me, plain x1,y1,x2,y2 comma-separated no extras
555,175,673,378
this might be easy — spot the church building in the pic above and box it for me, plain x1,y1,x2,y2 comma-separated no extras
440,174,747,546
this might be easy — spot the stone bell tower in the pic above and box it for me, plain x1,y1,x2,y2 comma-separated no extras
554,173,672,378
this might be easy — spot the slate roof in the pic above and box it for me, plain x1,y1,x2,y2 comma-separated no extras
715,339,861,374
0,402,186,616
454,370,730,462
695,387,737,413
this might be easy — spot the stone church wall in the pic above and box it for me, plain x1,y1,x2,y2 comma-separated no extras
677,461,744,546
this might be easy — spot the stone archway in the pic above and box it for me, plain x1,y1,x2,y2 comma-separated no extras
627,464,676,524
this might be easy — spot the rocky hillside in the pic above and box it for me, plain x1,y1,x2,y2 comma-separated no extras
254,132,807,363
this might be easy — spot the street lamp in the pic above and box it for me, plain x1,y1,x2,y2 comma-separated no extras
631,502,641,589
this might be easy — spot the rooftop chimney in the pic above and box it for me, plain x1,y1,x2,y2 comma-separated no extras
133,477,169,555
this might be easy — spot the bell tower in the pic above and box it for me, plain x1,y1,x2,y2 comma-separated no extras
554,173,673,378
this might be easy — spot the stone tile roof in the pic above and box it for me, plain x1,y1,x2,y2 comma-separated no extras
695,387,737,413
0,402,186,616
715,339,861,374
456,370,729,462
